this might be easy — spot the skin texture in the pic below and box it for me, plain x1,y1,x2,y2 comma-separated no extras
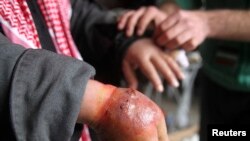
78,80,169,141
123,38,184,92
118,6,167,36
154,10,209,51
77,80,116,124
195,10,250,41
118,6,184,92
117,6,205,50
93,88,168,141
118,5,250,51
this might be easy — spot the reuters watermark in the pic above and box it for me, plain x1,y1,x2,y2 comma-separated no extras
207,124,250,141
212,129,246,137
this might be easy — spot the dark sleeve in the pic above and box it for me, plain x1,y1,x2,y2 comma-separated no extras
0,33,26,140
0,33,95,141
70,0,140,66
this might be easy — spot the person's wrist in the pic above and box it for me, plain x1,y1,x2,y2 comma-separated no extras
184,10,211,38
197,11,212,38
77,80,116,125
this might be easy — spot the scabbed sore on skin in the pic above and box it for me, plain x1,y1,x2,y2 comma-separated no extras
94,88,163,141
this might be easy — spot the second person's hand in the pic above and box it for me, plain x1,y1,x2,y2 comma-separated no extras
123,38,185,92
154,10,210,51
118,6,167,37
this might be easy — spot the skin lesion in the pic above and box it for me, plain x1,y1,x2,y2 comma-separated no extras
93,88,163,140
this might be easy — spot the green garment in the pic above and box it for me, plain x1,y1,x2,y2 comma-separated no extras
175,0,201,10
177,0,250,91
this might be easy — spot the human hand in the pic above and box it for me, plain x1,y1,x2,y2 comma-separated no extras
95,88,169,141
123,38,184,92
117,6,167,37
154,10,210,51
79,80,169,141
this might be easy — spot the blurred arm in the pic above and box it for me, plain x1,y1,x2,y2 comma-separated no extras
202,10,250,41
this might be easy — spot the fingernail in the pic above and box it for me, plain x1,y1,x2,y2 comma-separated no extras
173,80,179,87
157,85,164,93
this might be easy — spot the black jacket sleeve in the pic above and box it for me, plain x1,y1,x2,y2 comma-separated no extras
0,33,26,141
0,33,95,141
70,0,140,66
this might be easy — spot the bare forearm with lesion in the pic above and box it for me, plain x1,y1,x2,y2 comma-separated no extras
77,80,116,125
76,80,168,141
199,10,250,41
